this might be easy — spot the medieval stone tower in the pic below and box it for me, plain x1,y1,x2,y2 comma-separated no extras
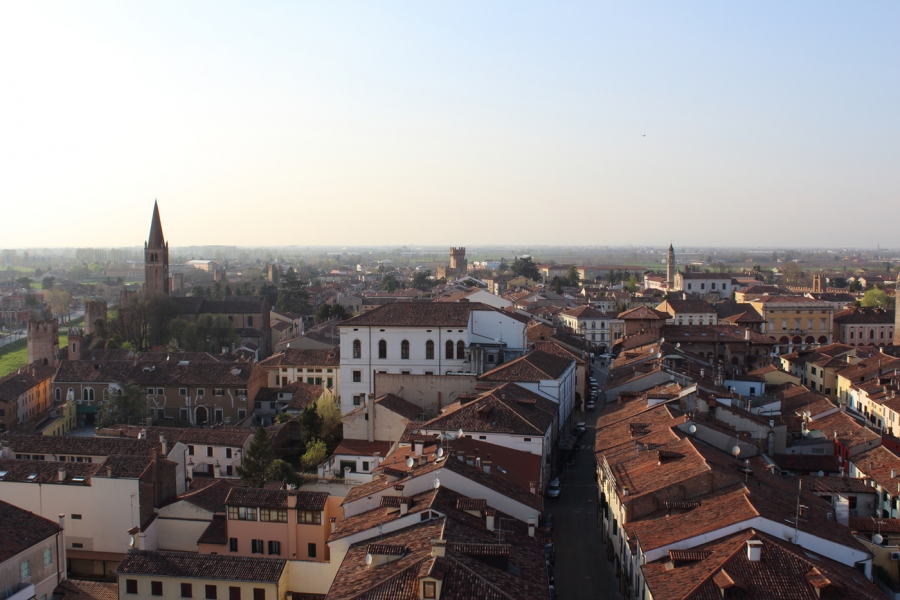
895,273,900,346
267,264,281,284
84,299,107,336
27,319,59,367
144,201,170,296
449,247,467,274
666,244,676,290
68,327,84,361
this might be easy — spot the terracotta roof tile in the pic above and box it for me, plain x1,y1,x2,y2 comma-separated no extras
116,550,285,583
0,499,62,562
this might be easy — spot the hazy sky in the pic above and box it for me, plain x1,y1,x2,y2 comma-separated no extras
1,2,898,249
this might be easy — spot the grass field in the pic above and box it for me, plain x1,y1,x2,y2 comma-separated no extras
0,334,68,377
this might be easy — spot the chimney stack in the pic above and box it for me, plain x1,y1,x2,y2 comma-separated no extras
160,434,168,455
330,517,336,534
746,540,762,562
485,510,495,531
431,539,447,558
482,460,492,475
400,499,409,516
528,516,536,538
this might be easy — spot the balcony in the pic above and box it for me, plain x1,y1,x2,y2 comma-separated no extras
2,583,35,600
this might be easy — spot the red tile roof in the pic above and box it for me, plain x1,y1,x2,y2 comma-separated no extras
479,350,573,382
0,499,62,562
116,549,286,583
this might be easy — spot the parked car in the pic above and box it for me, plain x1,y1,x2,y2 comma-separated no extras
586,400,596,411
546,479,561,498
575,421,586,435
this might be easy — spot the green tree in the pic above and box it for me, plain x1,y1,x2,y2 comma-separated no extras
277,269,311,314
861,288,892,309
166,314,239,353
98,383,148,428
16,277,32,290
236,426,274,487
265,459,302,487
301,439,327,470
625,275,639,293
849,280,863,293
510,257,540,281
566,266,580,287
411,270,434,291
380,274,400,292
146,294,181,348
299,403,324,447
42,276,55,290
24,294,39,307
830,277,849,289
317,391,343,447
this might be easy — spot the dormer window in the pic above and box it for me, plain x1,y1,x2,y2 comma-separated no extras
422,581,436,599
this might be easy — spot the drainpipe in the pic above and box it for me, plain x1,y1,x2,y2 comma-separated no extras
57,514,66,585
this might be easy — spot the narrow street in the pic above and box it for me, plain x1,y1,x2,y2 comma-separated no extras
549,358,623,600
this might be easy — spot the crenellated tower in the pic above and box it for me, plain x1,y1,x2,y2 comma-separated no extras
27,319,59,367
144,201,170,296
449,247,467,274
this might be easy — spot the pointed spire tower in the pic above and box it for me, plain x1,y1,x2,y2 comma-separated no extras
144,200,170,296
666,243,676,291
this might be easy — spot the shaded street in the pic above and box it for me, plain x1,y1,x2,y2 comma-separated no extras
549,358,623,600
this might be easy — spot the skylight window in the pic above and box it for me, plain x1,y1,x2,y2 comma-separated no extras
27,473,38,481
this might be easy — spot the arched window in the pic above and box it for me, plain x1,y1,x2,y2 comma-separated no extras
456,340,465,359
352,339,362,359
55,388,61,401
425,340,435,360
378,340,387,359
446,340,454,359
103,389,110,402
88,388,95,401
82,389,89,401
401,340,410,360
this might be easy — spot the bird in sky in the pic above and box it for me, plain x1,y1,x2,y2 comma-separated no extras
642,134,646,137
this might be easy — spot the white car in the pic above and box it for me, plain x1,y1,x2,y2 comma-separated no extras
546,479,561,498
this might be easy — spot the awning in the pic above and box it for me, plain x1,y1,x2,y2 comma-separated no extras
76,405,99,414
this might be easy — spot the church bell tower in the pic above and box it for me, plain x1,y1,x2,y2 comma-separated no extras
144,201,170,296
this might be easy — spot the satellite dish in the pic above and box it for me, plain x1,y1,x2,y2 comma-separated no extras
365,553,373,565
732,446,741,457
437,447,444,457
689,425,697,434
457,428,464,439
433,477,441,489
406,457,414,468
670,375,675,381
817,470,824,477
874,534,884,545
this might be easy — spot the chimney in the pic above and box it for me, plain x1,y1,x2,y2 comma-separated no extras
394,484,405,496
418,455,426,467
528,516,536,538
107,465,113,478
746,540,762,562
414,441,423,456
186,460,194,480
475,457,481,468
431,539,447,557
485,510,495,531
400,499,409,516
160,434,168,455
892,469,898,479
330,517,336,534
482,460,492,475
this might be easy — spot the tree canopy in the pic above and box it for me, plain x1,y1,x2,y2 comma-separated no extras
236,426,274,487
97,383,147,428
277,268,311,314
510,257,540,280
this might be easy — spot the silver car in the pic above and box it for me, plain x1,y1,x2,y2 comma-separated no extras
547,478,561,498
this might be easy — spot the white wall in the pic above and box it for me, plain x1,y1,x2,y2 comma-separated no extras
0,478,143,553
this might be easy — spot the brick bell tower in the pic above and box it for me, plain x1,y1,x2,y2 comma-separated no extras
144,201,170,296
894,272,900,346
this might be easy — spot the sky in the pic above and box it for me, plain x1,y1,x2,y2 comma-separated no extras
1,2,898,249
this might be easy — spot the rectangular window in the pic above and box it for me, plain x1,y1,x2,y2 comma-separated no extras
72,514,82,520
238,409,246,419
157,388,164,395
214,389,224,396
181,583,193,598
352,371,361,382
230,538,238,552
268,540,281,555
259,509,288,523
423,581,436,599
226,465,233,476
147,388,155,396
214,409,224,423
197,389,205,396
188,445,195,456
251,539,264,554
151,581,163,596
157,408,165,419
229,588,241,600
226,448,232,459
206,586,217,600
126,580,138,595
247,316,254,327
207,447,213,457
253,590,265,600
298,510,322,525
43,548,52,567
20,561,29,580
181,408,189,421
353,395,362,406
71,543,83,549
228,507,259,521
308,543,317,558
180,388,188,396
307,377,314,385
